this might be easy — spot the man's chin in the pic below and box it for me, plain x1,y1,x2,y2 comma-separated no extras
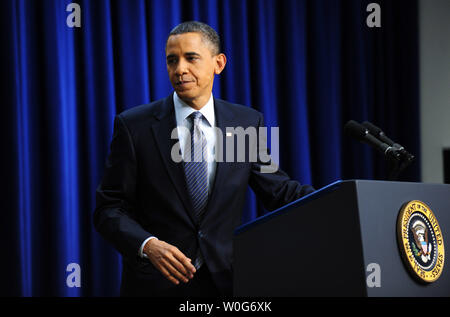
175,90,195,102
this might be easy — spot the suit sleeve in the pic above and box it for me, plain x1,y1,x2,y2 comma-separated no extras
248,112,315,212
93,114,153,259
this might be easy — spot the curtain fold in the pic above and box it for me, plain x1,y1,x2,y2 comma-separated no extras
1,0,420,296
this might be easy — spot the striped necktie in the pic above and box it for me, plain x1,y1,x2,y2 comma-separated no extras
183,111,208,268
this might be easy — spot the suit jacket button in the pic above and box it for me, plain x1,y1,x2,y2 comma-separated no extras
198,231,204,238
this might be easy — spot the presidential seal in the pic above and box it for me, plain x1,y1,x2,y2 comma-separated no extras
397,200,445,283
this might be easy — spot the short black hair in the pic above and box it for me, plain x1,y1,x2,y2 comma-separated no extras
167,21,221,55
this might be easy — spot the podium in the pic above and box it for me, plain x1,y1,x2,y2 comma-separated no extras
233,180,450,296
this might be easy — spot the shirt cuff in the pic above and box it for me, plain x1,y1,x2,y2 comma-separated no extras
139,236,158,259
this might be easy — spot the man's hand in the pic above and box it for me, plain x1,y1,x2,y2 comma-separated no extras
143,238,196,285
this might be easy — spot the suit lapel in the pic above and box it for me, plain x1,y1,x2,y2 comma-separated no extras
150,95,197,226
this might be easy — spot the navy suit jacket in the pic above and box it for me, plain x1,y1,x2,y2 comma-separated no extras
94,94,314,296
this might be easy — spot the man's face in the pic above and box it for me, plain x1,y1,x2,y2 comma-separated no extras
166,32,226,109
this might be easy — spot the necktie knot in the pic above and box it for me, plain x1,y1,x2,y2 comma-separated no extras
190,111,203,124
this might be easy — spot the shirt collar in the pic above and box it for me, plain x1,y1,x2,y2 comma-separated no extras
173,92,215,127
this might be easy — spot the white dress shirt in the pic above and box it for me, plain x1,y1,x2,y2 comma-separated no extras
139,92,217,258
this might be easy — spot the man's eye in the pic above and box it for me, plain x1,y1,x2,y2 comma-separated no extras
187,56,198,61
167,59,177,65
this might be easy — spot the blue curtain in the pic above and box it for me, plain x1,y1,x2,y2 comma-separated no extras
1,0,420,296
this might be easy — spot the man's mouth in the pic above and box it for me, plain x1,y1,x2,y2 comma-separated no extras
175,80,195,88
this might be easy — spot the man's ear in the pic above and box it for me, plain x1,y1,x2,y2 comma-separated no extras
214,53,227,75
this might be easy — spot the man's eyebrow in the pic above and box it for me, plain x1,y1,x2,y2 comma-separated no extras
166,52,200,60
185,52,201,57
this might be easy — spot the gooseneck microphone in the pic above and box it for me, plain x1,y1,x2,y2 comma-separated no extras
344,120,415,180
344,120,401,161
361,121,415,163
362,121,403,150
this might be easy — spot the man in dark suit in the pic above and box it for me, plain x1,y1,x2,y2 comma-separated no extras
94,21,314,297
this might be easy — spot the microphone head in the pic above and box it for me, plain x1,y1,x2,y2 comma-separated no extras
363,121,398,147
362,121,383,136
344,120,368,141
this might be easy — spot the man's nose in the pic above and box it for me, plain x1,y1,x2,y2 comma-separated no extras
175,59,188,76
